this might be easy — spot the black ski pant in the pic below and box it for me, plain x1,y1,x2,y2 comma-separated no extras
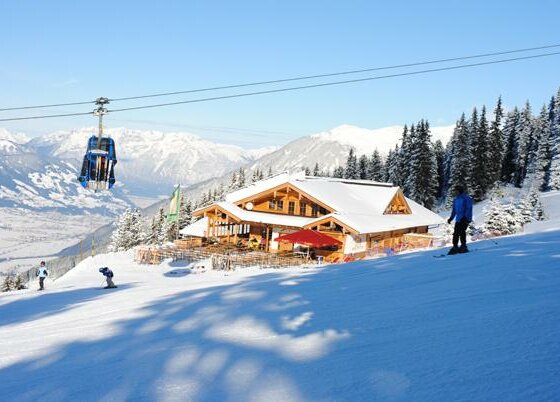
453,218,469,248
39,277,45,290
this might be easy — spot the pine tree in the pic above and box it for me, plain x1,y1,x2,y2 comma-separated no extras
447,114,470,203
179,197,193,230
433,139,446,200
501,108,521,183
267,166,273,178
406,120,437,209
304,166,311,176
401,124,414,193
358,154,368,179
484,200,522,235
344,148,358,179
2,275,14,292
514,101,534,187
549,90,560,189
534,105,553,191
237,167,246,188
332,166,344,178
470,106,490,201
313,162,320,176
368,150,383,181
229,171,238,190
14,275,25,290
385,145,400,184
487,96,504,185
252,169,260,183
397,125,410,187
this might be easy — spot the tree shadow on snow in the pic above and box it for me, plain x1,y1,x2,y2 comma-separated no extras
1,230,560,401
0,284,134,327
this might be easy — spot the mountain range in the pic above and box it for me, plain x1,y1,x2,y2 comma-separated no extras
0,124,454,216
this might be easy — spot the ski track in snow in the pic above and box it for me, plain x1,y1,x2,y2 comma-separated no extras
1,228,560,401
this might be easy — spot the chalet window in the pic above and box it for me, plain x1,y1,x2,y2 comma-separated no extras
269,200,276,210
288,201,295,215
299,202,307,216
318,206,328,216
276,200,284,210
311,204,318,217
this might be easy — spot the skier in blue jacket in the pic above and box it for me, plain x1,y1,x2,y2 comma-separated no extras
36,261,48,291
99,267,117,289
447,185,473,255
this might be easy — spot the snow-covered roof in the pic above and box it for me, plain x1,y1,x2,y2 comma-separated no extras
306,198,445,233
179,217,208,237
209,201,315,227
203,174,444,234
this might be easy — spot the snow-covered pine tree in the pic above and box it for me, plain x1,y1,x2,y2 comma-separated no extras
252,169,260,183
237,167,246,188
396,125,410,189
304,166,311,176
470,106,490,201
2,275,14,292
534,105,553,191
358,154,368,179
433,139,446,200
466,107,479,194
399,123,417,196
484,199,522,235
267,166,273,178
406,120,437,209
179,196,193,230
518,194,534,224
549,90,560,189
109,209,129,251
313,162,320,176
333,166,344,178
129,209,144,247
446,114,470,203
153,207,166,245
344,148,358,179
501,108,521,183
487,96,504,185
526,189,546,221
229,170,238,190
14,275,25,290
384,145,400,184
514,101,534,187
368,150,383,181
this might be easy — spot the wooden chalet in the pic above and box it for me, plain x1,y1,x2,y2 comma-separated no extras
191,172,444,262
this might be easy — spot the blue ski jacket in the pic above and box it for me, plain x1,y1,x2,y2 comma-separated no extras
99,267,114,278
450,193,473,223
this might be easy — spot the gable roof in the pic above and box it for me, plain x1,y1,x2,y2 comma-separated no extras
202,173,444,233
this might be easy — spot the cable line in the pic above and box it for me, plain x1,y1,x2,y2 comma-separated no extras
0,100,95,112
108,51,560,113
1,43,559,112
108,43,560,102
1,50,558,122
0,111,93,122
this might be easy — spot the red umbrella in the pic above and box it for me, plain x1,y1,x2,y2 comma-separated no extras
275,230,342,248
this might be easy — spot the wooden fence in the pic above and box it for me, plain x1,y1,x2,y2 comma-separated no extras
134,245,309,270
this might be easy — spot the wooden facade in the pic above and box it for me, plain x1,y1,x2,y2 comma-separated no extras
192,181,436,260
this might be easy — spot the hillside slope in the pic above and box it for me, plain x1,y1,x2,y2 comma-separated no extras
1,230,559,401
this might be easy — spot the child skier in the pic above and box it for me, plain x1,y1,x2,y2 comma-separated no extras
36,261,49,291
98,267,117,289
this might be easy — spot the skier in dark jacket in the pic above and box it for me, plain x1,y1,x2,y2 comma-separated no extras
447,185,473,255
99,267,117,288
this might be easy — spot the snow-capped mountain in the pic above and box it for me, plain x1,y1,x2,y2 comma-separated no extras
27,127,277,196
0,127,276,214
251,124,455,174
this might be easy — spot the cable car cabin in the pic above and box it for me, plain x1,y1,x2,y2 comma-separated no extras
78,136,117,191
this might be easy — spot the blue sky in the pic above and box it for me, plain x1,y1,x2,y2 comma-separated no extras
1,0,559,146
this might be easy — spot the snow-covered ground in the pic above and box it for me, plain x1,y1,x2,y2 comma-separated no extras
1,226,560,401
0,208,111,274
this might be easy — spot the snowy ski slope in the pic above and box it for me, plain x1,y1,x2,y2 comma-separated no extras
1,228,559,401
